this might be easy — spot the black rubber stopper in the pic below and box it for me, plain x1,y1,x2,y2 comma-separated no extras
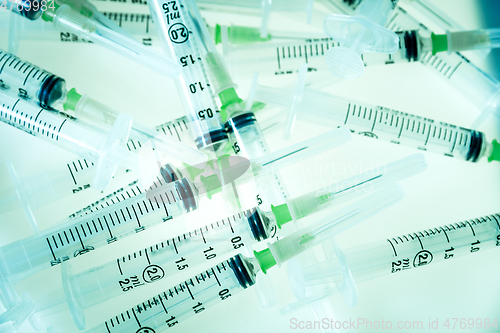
225,112,256,134
247,209,267,241
466,130,483,162
229,254,255,289
38,75,65,108
195,129,228,150
404,31,418,62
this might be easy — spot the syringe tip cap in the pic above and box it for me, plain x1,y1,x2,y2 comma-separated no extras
431,33,448,55
271,204,293,229
253,248,276,274
63,88,82,111
488,139,500,162
325,47,365,79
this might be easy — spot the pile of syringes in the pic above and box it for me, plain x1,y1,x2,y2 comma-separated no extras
0,0,499,332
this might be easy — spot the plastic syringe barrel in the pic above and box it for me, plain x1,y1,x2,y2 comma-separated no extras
0,49,66,108
0,92,110,163
0,178,196,282
83,254,254,333
5,0,42,20
302,213,500,290
147,0,227,151
226,111,290,211
384,4,500,122
254,85,489,162
54,208,268,314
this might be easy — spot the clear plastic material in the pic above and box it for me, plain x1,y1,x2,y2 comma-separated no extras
254,84,496,163
252,127,352,174
71,93,207,166
226,109,291,211
0,116,196,216
221,35,409,80
382,3,500,127
267,185,404,267
148,0,227,151
323,0,398,79
445,28,500,53
287,154,427,220
0,177,197,283
0,49,66,107
45,5,180,78
288,213,500,309
83,254,257,333
198,0,314,38
27,208,268,329
0,92,139,190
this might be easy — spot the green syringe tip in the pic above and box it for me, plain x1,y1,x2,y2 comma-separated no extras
271,203,293,229
63,88,82,111
214,24,222,44
253,248,276,274
431,33,448,55
219,87,242,122
213,24,271,45
488,139,500,162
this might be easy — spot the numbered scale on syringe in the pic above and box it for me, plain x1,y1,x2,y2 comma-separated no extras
386,214,500,274
0,116,195,215
85,254,256,333
0,50,66,106
148,0,227,150
67,208,269,312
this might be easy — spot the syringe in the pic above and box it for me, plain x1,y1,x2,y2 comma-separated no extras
2,153,422,330
0,117,195,216
196,0,314,39
0,128,352,284
254,84,500,163
283,212,500,314
148,0,227,152
331,0,500,126
0,49,206,167
81,185,403,333
202,17,295,210
8,0,180,78
0,49,66,107
0,91,144,190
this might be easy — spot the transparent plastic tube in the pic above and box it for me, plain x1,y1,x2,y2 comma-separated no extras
29,208,271,329
0,91,140,189
285,154,427,221
6,151,424,329
221,35,409,79
85,184,401,332
83,254,256,333
294,213,500,301
0,49,66,107
0,177,198,282
444,28,500,52
40,4,180,78
197,0,314,38
0,117,195,216
148,0,227,151
254,85,499,163
378,1,500,126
